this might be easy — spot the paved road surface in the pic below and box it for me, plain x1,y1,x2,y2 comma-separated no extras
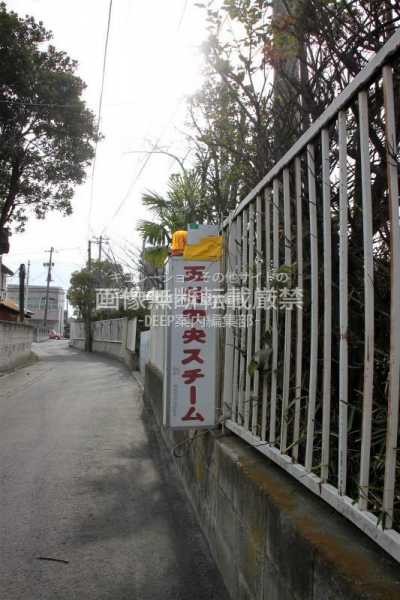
0,341,228,600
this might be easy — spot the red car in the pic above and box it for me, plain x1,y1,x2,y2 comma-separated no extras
48,330,62,340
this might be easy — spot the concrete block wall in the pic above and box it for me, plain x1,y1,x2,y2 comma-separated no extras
33,326,49,342
139,331,150,377
69,318,137,370
0,320,34,371
91,339,136,369
144,361,400,600
70,338,85,351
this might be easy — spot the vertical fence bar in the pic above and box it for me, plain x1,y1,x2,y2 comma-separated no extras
338,110,349,495
280,168,292,452
269,178,280,444
305,143,319,472
382,65,400,528
238,209,248,426
231,217,242,423
261,188,272,440
358,90,375,510
293,157,303,462
223,218,236,420
252,195,263,436
321,128,332,482
244,203,255,430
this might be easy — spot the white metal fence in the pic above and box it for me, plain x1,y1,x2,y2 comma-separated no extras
222,31,400,562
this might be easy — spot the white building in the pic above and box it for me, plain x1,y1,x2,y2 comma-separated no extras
7,285,65,333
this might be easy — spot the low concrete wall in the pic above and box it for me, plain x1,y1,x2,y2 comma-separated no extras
69,338,136,369
69,318,137,370
92,339,136,369
144,361,400,600
33,326,49,342
139,331,150,377
0,320,34,372
70,338,85,351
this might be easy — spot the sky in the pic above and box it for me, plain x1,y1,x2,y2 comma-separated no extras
5,0,208,292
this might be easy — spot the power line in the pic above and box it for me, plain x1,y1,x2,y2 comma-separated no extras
0,99,137,109
101,244,128,287
9,246,84,256
98,0,191,238
87,0,114,238
100,100,184,235
0,100,84,108
107,237,141,275
177,0,189,32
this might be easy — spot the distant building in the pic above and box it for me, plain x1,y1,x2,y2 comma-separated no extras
7,285,65,333
0,262,13,300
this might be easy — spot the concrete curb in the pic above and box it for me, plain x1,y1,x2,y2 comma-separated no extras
143,361,400,600
131,371,144,391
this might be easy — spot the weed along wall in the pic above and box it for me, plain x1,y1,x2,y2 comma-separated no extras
144,361,400,600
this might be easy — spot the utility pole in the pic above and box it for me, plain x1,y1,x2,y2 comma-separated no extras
19,264,25,323
86,239,93,352
91,235,109,262
43,247,54,329
98,235,103,261
25,260,30,309
0,226,10,299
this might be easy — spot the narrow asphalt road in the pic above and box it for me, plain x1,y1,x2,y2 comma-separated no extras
0,341,228,600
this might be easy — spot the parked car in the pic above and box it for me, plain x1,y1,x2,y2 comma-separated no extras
48,329,62,340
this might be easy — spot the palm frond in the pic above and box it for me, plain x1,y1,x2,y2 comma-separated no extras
141,191,170,214
136,219,170,245
143,246,169,268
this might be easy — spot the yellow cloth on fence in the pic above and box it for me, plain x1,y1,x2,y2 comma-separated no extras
183,236,223,261
171,230,188,255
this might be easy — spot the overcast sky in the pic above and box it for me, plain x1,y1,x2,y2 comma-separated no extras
5,0,207,291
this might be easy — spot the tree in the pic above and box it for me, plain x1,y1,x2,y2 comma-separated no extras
189,1,400,194
137,167,211,266
68,260,131,321
68,259,149,351
188,0,400,525
190,0,275,201
189,75,262,217
68,268,96,323
0,3,98,233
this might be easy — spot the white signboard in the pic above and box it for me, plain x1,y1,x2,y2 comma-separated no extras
164,257,220,429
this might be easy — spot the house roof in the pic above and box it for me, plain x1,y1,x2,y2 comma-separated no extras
0,298,33,317
0,263,13,276
0,298,19,314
